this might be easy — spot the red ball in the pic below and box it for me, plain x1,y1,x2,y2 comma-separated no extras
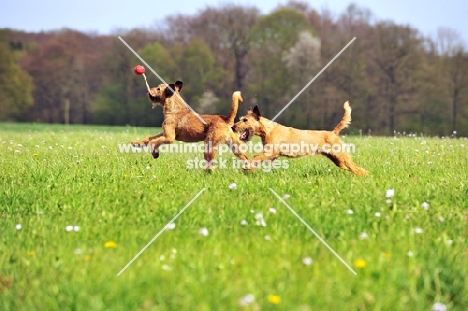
134,65,145,75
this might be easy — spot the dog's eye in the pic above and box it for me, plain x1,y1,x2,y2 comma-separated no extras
243,119,247,122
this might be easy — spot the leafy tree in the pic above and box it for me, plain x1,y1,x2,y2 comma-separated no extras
436,28,468,133
371,22,425,134
0,31,34,121
249,8,315,123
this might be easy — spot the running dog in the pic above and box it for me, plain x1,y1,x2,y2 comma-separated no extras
131,81,250,169
231,102,368,176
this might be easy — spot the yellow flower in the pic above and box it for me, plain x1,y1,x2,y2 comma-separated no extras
268,295,281,305
104,241,117,248
84,255,91,261
33,153,38,156
384,253,391,259
354,259,366,269
28,251,35,256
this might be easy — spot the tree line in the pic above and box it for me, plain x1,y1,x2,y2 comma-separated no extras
1,2,467,136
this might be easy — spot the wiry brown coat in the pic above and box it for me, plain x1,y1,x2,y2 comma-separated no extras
232,102,368,176
132,81,250,169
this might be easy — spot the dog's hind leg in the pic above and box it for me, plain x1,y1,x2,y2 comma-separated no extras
323,152,368,176
203,138,220,171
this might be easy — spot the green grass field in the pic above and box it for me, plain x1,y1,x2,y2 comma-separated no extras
1,123,467,310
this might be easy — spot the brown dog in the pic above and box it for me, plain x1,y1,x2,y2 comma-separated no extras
131,81,250,169
232,102,368,176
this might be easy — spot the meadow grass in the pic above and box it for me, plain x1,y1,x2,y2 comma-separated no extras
1,122,467,310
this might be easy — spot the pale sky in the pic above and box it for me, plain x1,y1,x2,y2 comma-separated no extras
1,0,467,44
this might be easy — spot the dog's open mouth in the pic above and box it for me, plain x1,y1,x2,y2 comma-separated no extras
239,128,253,141
148,92,160,109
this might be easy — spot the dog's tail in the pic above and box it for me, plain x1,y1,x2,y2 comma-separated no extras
333,101,352,135
227,91,243,125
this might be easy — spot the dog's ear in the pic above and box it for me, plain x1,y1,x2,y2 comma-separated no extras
252,105,261,119
165,84,176,98
175,81,183,92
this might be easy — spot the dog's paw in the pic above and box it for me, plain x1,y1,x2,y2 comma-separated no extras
151,151,160,159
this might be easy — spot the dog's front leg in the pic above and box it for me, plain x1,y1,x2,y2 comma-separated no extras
250,152,280,169
147,119,176,159
228,135,252,170
131,132,164,147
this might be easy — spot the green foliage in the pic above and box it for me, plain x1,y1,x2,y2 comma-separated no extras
250,8,315,49
1,123,467,310
0,31,34,120
1,4,468,135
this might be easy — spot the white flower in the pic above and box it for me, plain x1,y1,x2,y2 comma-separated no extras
414,228,423,234
264,235,271,240
166,223,176,230
375,212,381,217
447,239,453,245
239,294,255,307
269,207,276,214
160,255,165,261
199,227,209,236
347,209,354,215
73,226,81,232
407,251,414,257
432,302,447,311
421,202,429,210
15,224,22,230
283,194,290,199
250,209,254,213
171,248,177,254
146,165,151,170
256,219,267,227
438,217,445,223
359,232,368,240
255,213,267,226
302,257,313,265
74,248,82,255
386,199,392,204
385,189,394,198
228,183,237,190
68,146,73,150
65,225,73,232
17,143,22,147
240,220,248,226
162,264,171,271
